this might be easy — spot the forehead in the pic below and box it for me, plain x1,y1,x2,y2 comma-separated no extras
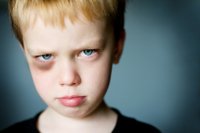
23,16,114,51
24,15,111,37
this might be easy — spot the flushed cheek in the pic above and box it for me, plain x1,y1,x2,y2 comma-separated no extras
29,65,56,99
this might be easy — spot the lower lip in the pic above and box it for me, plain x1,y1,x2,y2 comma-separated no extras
58,96,86,107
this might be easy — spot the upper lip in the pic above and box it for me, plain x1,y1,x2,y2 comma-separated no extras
58,95,85,99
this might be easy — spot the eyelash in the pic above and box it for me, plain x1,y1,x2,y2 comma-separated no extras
80,49,97,57
36,54,53,62
34,49,98,63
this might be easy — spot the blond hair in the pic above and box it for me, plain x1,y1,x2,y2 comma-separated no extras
8,0,126,46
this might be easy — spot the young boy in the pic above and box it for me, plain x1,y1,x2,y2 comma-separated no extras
2,0,161,132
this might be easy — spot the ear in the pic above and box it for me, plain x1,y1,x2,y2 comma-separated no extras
113,29,126,64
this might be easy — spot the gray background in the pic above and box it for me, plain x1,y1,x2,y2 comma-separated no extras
0,0,200,133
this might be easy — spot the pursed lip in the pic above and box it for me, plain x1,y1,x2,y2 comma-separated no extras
58,95,86,107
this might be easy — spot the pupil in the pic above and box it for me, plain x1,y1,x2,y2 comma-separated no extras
84,50,93,55
42,54,51,59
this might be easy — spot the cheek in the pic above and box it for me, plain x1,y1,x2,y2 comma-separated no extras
29,64,55,96
83,54,113,96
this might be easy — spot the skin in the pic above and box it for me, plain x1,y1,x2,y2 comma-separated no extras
22,16,125,132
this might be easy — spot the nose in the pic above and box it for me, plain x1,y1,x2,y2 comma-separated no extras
59,62,81,87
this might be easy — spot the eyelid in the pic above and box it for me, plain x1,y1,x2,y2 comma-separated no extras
35,54,54,62
81,49,96,55
79,49,98,57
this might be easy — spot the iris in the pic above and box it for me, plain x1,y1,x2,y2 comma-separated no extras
40,54,52,61
83,50,94,56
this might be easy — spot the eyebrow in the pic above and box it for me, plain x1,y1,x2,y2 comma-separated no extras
25,38,107,55
75,38,106,50
26,46,55,55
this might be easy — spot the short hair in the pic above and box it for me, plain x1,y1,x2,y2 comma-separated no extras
8,0,126,47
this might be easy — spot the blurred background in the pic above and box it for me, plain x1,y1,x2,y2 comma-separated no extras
0,0,200,133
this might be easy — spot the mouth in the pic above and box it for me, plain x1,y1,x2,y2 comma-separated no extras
58,96,86,107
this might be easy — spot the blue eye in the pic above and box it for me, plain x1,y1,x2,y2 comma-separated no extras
82,49,94,56
38,54,53,61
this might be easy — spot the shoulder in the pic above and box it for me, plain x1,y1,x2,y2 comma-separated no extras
1,119,37,133
112,109,161,133
1,112,41,133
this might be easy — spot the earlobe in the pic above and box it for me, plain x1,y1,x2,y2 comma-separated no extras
113,29,126,64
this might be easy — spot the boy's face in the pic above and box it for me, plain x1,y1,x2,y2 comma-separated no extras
22,17,123,118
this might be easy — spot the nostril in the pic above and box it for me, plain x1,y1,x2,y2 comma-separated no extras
59,73,81,87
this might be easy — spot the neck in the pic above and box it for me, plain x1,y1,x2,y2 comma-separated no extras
40,101,112,124
37,101,117,132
